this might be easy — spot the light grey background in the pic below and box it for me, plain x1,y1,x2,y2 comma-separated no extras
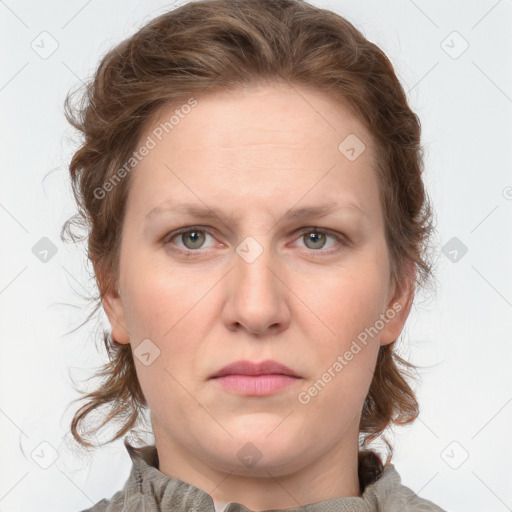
1,1,511,511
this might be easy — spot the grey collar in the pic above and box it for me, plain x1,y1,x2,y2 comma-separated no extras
121,437,441,512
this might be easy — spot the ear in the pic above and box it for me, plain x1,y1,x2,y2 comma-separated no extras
102,283,131,345
379,260,416,346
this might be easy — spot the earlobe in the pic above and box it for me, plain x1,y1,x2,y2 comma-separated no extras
102,286,131,345
379,262,416,347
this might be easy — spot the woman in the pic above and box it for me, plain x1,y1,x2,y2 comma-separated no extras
63,0,444,510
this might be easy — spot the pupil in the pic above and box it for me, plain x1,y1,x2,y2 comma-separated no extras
306,231,325,249
185,230,204,248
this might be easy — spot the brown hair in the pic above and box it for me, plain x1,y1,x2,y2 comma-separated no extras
62,0,436,471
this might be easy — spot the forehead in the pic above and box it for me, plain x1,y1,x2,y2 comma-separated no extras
127,83,380,223
143,82,370,151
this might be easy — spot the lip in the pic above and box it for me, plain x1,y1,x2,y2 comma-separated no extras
210,359,301,396
210,359,299,378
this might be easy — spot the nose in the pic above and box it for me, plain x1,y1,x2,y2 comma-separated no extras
222,241,291,336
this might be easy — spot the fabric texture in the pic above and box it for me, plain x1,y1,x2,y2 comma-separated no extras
78,438,447,512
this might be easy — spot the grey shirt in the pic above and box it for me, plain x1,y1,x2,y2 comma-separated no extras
79,438,447,512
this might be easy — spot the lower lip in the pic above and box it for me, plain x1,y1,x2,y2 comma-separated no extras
211,374,300,395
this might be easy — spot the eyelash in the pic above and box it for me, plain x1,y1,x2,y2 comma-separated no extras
162,225,348,258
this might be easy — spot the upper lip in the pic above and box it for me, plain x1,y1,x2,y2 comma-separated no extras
210,359,299,378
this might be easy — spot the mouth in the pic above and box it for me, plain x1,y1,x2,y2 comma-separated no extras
210,359,301,396
210,359,299,378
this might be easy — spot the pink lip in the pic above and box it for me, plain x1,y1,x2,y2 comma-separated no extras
212,374,300,396
210,359,299,378
209,359,301,396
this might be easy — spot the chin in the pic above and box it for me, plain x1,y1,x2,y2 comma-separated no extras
203,428,302,475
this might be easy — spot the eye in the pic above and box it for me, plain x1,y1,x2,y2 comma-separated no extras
162,225,347,257
292,227,345,254
164,227,216,255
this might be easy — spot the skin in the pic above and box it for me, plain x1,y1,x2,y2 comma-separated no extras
103,82,415,510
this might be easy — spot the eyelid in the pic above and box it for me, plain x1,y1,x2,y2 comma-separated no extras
162,225,348,255
291,226,347,248
162,225,219,245
162,226,220,252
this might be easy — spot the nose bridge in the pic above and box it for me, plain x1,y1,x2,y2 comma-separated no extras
234,233,278,302
226,232,288,333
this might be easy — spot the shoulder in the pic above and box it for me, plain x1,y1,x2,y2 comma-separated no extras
76,490,125,512
76,438,150,511
364,463,448,512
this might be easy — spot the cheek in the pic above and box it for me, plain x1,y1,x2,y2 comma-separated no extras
292,261,385,405
120,254,211,379
294,263,388,345
121,247,202,338
299,332,379,433
122,273,204,420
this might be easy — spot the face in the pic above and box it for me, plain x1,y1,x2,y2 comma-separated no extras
104,82,413,482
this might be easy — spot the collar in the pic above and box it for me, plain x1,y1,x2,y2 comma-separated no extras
121,437,435,512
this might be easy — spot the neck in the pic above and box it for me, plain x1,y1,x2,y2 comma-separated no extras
153,426,361,510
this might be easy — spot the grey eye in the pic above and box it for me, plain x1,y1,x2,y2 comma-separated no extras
302,231,327,250
180,230,207,249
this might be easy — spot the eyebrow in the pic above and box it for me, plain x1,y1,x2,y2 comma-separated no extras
144,200,367,226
